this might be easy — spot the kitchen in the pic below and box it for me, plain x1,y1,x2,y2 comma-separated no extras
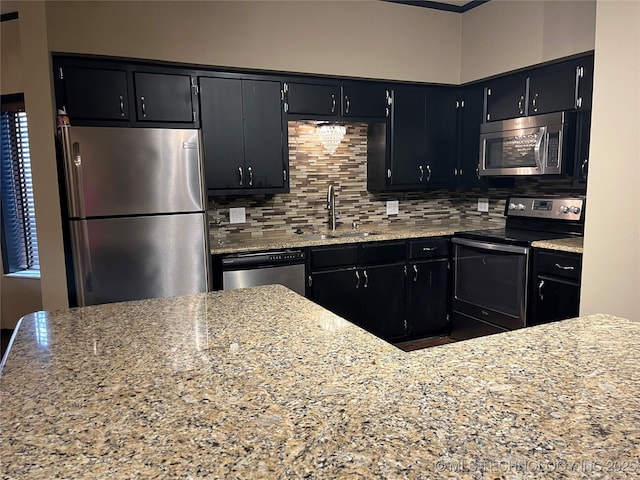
1,0,639,477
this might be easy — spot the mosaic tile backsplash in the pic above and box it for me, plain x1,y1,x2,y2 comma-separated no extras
207,122,584,239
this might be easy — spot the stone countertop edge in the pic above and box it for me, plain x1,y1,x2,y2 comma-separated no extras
210,221,480,255
531,236,584,254
1,285,638,479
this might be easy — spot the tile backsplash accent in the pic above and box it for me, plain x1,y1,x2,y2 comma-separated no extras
208,121,584,240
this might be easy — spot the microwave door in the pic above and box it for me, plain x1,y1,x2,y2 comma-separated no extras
481,126,543,176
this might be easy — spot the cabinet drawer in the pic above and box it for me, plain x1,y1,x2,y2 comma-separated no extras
536,250,582,280
360,241,405,265
408,237,450,259
310,245,358,270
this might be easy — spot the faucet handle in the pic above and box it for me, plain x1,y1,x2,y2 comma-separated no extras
352,220,360,230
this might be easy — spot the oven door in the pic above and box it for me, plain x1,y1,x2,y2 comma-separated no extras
451,237,530,333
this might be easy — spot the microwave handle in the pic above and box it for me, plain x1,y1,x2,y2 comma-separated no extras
533,126,548,169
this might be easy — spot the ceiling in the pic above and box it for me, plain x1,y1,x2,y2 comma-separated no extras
384,0,489,13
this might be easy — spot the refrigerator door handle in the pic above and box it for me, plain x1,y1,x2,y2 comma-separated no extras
70,220,94,305
59,124,87,218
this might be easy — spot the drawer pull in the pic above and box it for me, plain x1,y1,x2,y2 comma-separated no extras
538,280,545,300
422,246,437,252
555,263,575,271
413,264,418,282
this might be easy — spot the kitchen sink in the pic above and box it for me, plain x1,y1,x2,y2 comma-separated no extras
303,231,379,240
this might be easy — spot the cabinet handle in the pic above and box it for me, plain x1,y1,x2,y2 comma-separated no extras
532,93,539,113
538,280,545,301
555,263,575,271
419,165,424,182
404,319,408,332
454,167,458,176
387,168,392,179
413,264,418,282
459,168,463,176
331,94,336,114
363,270,369,288
119,95,125,117
355,270,360,289
238,166,244,186
283,169,287,182
140,96,147,117
425,165,432,181
422,246,436,252
476,167,481,179
518,95,525,115
247,166,253,186
575,66,584,109
581,159,588,178
308,275,312,287
345,95,350,114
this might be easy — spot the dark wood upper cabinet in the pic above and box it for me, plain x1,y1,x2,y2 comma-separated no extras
457,85,485,188
284,81,388,119
133,72,194,123
59,66,129,121
199,76,286,195
484,73,528,122
285,83,340,116
341,83,389,118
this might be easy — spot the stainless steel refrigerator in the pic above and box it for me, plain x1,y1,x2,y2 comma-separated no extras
58,125,210,306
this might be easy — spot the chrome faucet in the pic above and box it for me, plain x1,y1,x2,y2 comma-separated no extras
327,184,336,232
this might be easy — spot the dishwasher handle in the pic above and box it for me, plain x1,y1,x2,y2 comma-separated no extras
221,250,306,268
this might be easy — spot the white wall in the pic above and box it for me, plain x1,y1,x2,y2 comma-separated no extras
46,0,462,83
0,15,44,329
580,0,640,320
461,0,596,82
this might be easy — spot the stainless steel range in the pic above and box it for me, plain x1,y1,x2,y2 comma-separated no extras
451,195,585,340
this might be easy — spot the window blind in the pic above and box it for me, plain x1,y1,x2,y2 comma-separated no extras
1,95,40,273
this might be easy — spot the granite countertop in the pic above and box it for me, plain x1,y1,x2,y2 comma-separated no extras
532,236,584,254
210,220,488,255
2,285,639,478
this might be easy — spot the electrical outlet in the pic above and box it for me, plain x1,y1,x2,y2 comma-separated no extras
477,197,489,213
387,200,399,215
229,207,246,224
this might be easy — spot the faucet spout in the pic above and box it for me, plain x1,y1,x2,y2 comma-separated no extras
327,184,336,232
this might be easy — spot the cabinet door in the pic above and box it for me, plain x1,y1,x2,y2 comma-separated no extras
361,264,406,339
458,85,485,188
286,83,340,116
529,275,580,326
484,74,527,122
407,259,449,337
199,77,245,190
62,66,129,121
134,72,194,122
342,84,389,118
309,268,361,325
425,87,457,187
529,61,582,115
242,80,285,189
390,87,427,187
573,110,591,187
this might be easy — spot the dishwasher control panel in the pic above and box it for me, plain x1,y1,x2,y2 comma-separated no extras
221,249,306,267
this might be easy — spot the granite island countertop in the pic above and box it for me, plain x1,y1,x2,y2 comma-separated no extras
2,286,638,479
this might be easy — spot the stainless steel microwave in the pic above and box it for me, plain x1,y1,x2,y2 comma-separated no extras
479,112,573,177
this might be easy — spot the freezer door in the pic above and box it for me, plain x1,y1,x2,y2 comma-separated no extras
70,213,209,306
62,126,204,217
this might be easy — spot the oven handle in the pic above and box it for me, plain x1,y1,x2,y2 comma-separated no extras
452,237,529,255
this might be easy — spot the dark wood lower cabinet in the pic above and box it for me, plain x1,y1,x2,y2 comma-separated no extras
406,258,450,337
309,267,360,326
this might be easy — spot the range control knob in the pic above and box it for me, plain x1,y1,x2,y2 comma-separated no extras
559,205,570,214
516,203,526,211
508,203,517,210
570,206,581,214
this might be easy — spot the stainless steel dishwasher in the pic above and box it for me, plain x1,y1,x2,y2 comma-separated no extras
221,250,306,296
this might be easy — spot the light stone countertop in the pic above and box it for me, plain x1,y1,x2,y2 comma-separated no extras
1,285,639,479
532,236,584,254
210,220,487,255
